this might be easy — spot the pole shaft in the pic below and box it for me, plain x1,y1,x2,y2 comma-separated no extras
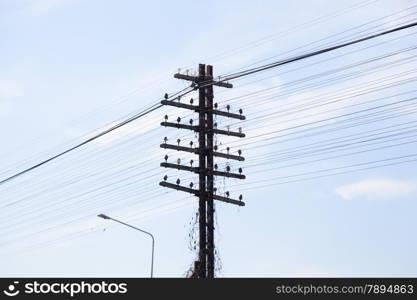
198,63,207,278
206,65,215,278
151,237,154,278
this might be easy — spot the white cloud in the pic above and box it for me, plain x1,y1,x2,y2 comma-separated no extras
335,178,416,200
0,81,23,116
0,82,23,99
0,102,13,116
24,0,76,15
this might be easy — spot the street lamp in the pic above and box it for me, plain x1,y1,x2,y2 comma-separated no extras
97,214,155,278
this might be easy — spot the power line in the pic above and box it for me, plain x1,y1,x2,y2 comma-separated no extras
234,157,417,192
3,20,417,189
218,21,417,82
233,153,417,189
0,88,192,186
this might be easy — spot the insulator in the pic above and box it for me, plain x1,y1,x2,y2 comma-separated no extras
238,149,242,156
190,159,194,166
164,115,168,121
177,138,181,145
190,141,193,147
177,117,181,123
214,122,217,128
190,98,194,104
238,167,242,174
177,158,181,165
189,119,193,125
226,191,230,197
239,194,243,201
214,103,218,109
176,178,180,185
164,155,168,162
226,165,231,172
238,127,242,134
190,182,194,188
226,104,230,112
214,145,218,151
164,93,168,100
164,137,168,143
163,175,168,181
239,108,243,115
214,187,217,194
226,125,230,131
214,164,218,170
226,147,230,153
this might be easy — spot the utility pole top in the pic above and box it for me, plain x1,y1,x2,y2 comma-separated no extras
174,68,233,88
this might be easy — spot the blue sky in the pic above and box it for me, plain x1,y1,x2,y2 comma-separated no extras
1,0,417,277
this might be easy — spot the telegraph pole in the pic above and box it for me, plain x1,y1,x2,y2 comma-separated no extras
197,64,207,278
206,65,215,278
159,63,246,278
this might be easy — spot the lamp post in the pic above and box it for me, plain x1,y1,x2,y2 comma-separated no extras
98,214,155,278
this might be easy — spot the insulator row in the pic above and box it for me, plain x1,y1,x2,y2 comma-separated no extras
162,99,243,117
161,176,243,201
163,137,242,154
163,115,243,133
164,156,243,172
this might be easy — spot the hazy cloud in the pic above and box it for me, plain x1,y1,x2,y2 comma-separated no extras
0,81,23,116
335,178,416,200
0,82,24,99
23,0,76,15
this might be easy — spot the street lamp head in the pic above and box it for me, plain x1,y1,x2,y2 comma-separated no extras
98,214,110,220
